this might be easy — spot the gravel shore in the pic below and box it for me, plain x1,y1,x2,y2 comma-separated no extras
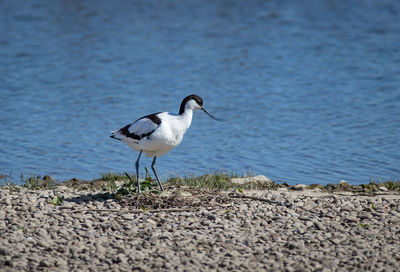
1,186,400,271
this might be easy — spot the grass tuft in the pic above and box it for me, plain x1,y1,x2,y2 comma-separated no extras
368,177,400,191
101,172,130,183
102,168,160,197
0,173,21,192
51,196,63,205
22,175,55,190
165,171,276,191
100,172,129,192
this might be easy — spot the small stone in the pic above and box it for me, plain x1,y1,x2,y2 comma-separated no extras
229,175,274,185
4,197,12,206
4,259,13,267
330,238,343,245
33,212,45,219
39,260,50,267
379,186,388,191
345,216,358,223
159,191,171,197
325,184,336,191
121,214,134,220
305,221,313,227
389,218,400,224
309,184,323,189
358,212,372,220
42,175,54,182
177,191,192,197
56,259,68,267
0,247,9,255
146,219,157,225
292,184,308,190
207,213,217,221
338,180,351,190
36,228,48,237
37,240,50,248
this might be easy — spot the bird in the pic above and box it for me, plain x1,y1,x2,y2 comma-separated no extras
110,94,222,194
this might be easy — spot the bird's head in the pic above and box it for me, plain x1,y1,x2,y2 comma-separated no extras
179,94,223,121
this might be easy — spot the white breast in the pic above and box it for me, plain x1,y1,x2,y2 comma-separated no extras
137,111,193,157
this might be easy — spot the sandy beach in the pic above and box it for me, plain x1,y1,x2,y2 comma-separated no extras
1,184,400,271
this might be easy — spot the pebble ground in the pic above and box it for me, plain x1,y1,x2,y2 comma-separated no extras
1,186,400,271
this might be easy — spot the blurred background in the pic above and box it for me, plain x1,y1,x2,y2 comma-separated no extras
0,0,399,185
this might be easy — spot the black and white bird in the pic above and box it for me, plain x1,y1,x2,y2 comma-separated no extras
110,94,222,194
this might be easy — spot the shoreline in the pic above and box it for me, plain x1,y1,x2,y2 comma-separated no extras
1,183,400,271
1,172,399,194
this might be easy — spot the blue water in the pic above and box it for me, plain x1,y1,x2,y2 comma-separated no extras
1,0,399,185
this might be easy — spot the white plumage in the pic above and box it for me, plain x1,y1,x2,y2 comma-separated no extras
111,111,192,157
110,94,222,194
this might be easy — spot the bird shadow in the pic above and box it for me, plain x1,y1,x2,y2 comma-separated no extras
62,192,115,204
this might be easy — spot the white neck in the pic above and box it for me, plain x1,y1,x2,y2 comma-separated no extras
180,108,193,131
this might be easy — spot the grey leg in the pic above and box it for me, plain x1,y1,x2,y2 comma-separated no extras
151,157,164,191
135,150,143,194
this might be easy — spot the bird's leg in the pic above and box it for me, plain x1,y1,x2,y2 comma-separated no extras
151,157,164,191
135,150,143,194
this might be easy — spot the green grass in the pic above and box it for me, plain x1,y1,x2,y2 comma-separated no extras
51,196,63,205
165,171,276,190
370,202,375,210
101,168,160,196
22,175,55,190
97,172,133,192
0,173,21,192
101,172,130,183
367,177,400,191
1,174,55,190
97,171,272,195
2,171,399,194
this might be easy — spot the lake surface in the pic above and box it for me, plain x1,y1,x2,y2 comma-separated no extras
1,0,399,185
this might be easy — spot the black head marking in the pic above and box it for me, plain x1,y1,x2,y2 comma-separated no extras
179,94,203,114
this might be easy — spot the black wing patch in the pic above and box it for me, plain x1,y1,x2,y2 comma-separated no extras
118,112,162,140
141,112,162,125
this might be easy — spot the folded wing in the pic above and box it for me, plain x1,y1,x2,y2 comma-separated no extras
110,112,162,143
